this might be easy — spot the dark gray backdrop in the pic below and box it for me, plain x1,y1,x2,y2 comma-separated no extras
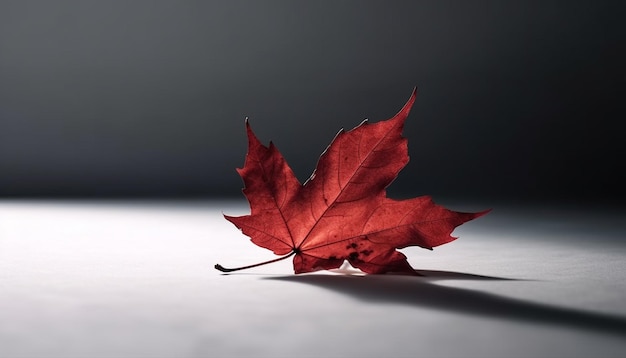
1,1,623,203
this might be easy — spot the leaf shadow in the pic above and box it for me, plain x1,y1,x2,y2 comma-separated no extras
415,269,524,280
266,271,626,337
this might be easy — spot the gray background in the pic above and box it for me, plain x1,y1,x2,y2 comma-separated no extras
1,0,623,203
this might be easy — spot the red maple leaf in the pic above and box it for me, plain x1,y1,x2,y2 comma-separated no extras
216,89,488,274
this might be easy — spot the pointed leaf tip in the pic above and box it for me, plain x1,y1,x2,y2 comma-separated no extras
398,88,417,118
244,117,264,150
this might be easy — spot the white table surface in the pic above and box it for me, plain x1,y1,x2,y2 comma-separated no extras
1,199,625,358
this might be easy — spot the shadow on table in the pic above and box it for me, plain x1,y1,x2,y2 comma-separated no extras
266,271,626,337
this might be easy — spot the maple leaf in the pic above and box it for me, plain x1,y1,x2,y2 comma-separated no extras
216,89,489,274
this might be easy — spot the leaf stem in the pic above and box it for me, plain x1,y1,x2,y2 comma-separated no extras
215,251,296,273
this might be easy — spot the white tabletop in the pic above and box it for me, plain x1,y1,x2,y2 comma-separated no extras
1,199,625,358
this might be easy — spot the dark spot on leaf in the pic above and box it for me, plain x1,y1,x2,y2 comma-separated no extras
349,252,359,260
360,249,373,256
329,255,337,260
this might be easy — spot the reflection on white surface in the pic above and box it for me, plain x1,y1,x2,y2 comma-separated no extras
1,200,625,357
